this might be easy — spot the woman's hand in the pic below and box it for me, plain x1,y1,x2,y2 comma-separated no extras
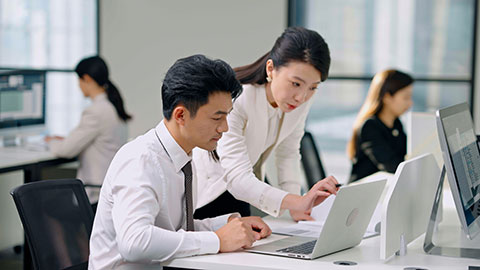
289,209,313,221
44,136,64,142
281,175,339,215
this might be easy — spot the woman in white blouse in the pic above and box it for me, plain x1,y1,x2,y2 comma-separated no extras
46,56,131,203
194,27,339,222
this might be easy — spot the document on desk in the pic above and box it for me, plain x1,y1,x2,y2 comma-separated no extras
273,195,381,239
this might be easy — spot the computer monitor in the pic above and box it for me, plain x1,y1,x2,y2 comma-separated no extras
436,102,480,240
0,70,46,145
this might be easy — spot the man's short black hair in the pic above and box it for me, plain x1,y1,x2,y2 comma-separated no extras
162,54,243,120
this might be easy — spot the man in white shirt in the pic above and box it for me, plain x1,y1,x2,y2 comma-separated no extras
89,55,271,269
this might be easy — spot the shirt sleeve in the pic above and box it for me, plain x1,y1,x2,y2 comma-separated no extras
49,106,100,158
111,158,220,263
193,213,233,232
217,99,288,217
358,120,405,173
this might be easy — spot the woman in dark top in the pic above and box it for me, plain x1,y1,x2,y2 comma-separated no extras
347,69,414,183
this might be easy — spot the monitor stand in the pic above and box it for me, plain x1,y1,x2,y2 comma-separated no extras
423,165,480,259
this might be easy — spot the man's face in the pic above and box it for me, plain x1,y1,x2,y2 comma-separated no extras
182,91,232,152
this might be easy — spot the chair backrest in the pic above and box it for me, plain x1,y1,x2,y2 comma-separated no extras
300,131,327,188
10,179,94,270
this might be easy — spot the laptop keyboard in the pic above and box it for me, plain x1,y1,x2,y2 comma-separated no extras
276,240,317,254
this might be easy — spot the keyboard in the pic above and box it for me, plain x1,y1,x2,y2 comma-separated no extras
276,240,317,254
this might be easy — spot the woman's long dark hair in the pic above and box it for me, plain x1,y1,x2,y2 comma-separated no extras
347,69,414,160
234,26,331,84
75,56,132,122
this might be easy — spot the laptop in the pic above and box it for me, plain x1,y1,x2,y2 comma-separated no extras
246,179,386,259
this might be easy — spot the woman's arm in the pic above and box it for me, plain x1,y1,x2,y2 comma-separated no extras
217,100,289,217
49,107,101,158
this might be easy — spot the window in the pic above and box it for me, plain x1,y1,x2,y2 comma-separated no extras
0,0,98,135
290,0,476,181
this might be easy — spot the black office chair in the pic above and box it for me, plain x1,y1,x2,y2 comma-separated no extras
300,131,327,188
10,179,94,270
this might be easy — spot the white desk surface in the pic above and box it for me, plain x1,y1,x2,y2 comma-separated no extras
0,146,57,170
164,191,480,270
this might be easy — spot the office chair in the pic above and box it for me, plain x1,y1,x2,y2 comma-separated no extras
300,131,327,188
10,179,94,270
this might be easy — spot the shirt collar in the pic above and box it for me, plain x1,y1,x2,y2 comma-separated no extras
155,120,192,173
92,92,107,102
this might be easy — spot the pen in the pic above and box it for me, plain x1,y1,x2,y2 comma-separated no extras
323,183,342,192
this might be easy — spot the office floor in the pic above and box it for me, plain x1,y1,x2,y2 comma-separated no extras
0,246,22,270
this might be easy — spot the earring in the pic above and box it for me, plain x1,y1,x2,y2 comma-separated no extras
266,76,272,83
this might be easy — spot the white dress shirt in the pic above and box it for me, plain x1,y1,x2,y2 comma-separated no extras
193,84,313,217
265,100,283,150
88,120,230,270
49,93,128,201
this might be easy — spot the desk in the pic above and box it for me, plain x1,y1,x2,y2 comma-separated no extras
0,146,76,270
0,146,75,180
163,192,480,270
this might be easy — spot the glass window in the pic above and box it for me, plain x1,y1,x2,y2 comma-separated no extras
296,0,474,78
292,0,475,181
46,72,89,135
0,0,97,135
0,0,97,69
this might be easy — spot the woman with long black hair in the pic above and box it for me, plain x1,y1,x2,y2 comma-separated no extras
347,69,414,183
193,27,339,221
46,56,132,203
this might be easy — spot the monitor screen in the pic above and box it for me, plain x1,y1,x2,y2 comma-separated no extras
0,70,46,129
436,102,480,239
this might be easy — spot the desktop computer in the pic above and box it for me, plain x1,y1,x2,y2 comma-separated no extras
423,102,480,259
436,102,480,239
0,70,46,146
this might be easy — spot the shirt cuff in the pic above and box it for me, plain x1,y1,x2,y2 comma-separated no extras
259,186,288,217
209,213,235,231
197,231,221,254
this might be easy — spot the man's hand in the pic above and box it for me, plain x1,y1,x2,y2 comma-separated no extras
215,218,257,252
215,216,272,252
236,216,272,239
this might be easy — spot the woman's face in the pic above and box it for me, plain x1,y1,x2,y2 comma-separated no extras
266,60,321,113
78,77,89,97
383,85,413,117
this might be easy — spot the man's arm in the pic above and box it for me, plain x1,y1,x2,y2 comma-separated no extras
111,161,220,262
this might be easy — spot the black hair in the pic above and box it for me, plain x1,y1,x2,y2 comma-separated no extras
75,56,132,122
234,26,331,84
161,54,242,120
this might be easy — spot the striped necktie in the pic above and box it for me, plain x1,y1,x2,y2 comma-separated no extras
181,161,194,231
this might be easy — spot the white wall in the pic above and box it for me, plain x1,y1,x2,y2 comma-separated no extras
100,0,288,138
